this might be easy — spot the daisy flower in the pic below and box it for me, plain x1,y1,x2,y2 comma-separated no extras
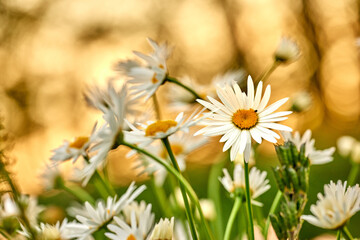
50,135,92,163
66,182,146,239
196,76,292,161
219,164,270,206
148,217,174,240
274,37,300,63
125,109,205,149
282,129,335,165
302,180,360,229
105,201,154,240
135,132,208,185
19,219,74,240
0,194,19,218
115,38,171,100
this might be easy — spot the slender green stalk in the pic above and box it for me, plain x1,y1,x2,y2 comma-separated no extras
83,155,116,197
224,196,242,240
336,230,341,240
0,228,12,239
1,166,36,239
244,161,255,240
152,93,162,120
162,137,198,240
256,61,280,83
61,184,95,204
122,141,215,240
347,163,359,186
165,76,203,100
208,156,227,239
264,191,282,238
341,226,354,240
149,175,172,217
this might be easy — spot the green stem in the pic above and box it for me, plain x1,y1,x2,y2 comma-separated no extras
257,61,280,83
224,196,242,240
0,228,12,239
122,141,215,240
264,191,282,238
152,93,162,120
244,161,255,240
165,76,203,100
336,230,341,240
162,137,198,240
61,184,95,204
208,156,227,239
347,163,359,186
84,155,116,197
341,226,354,240
149,175,172,217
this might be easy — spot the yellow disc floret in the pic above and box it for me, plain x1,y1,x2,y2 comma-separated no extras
127,234,137,240
145,120,178,137
69,136,89,149
232,109,258,130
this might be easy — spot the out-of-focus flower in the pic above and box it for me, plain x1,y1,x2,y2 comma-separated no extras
282,130,335,165
66,183,146,239
274,37,300,63
125,109,205,149
39,164,62,190
196,76,292,162
19,219,73,240
198,199,216,221
302,180,360,229
106,202,154,240
337,136,360,163
135,132,208,186
148,217,174,240
0,194,19,218
168,70,245,110
219,164,270,206
115,38,171,100
290,91,312,113
50,135,92,163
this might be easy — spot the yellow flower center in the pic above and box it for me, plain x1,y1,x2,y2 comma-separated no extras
159,64,165,69
69,136,89,149
232,109,258,130
152,73,159,84
127,234,136,240
145,120,178,137
160,144,184,158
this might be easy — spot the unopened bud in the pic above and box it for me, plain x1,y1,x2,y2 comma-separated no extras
290,91,312,112
274,37,300,63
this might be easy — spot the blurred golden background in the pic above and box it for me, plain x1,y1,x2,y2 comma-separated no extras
0,0,359,199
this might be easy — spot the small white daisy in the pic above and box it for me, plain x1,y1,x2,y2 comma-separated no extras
39,164,62,191
274,37,300,63
125,109,205,149
135,132,208,185
115,38,171,100
0,193,20,218
196,76,292,161
19,219,74,240
282,129,335,165
66,182,146,239
106,201,154,240
302,180,360,229
148,217,174,240
219,164,270,206
50,135,92,163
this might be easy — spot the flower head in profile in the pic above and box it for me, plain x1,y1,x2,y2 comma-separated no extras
219,164,270,206
196,76,292,161
19,219,73,240
282,129,335,165
115,38,171,100
50,135,92,163
105,201,155,240
274,37,300,63
302,180,360,229
66,183,146,238
148,217,174,240
125,109,205,149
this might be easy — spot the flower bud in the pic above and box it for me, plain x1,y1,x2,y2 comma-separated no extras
274,37,300,63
